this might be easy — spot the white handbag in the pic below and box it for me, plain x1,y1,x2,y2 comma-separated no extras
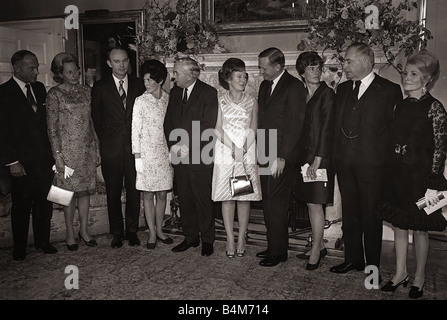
47,184,74,206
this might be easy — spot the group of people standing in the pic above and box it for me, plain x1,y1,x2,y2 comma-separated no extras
1,42,446,299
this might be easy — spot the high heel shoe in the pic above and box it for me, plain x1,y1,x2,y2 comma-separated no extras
380,275,409,292
226,251,235,258
297,247,327,260
156,235,173,244
146,242,156,249
66,242,78,252
236,249,245,257
409,283,424,299
79,232,97,247
305,252,322,270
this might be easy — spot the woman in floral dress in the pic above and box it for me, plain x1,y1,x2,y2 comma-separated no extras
132,59,173,249
47,52,99,251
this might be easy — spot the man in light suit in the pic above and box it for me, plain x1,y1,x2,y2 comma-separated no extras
164,57,218,256
256,47,307,266
331,43,403,275
0,50,56,260
91,47,145,248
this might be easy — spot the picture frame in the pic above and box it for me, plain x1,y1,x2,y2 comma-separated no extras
76,9,145,86
201,0,317,35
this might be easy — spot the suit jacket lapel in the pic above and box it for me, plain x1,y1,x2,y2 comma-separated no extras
265,70,288,106
107,76,126,113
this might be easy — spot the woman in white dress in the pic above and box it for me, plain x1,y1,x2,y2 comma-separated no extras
132,59,173,249
212,58,262,258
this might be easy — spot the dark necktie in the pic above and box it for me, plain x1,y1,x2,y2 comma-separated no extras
181,88,188,116
25,83,37,113
352,80,361,103
119,80,126,109
267,80,273,97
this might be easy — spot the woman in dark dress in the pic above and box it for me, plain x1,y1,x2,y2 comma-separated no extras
294,52,336,270
379,50,447,298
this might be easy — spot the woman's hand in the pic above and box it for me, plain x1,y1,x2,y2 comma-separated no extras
55,157,65,174
306,157,322,180
425,188,440,208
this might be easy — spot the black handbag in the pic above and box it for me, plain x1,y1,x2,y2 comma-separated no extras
229,160,254,197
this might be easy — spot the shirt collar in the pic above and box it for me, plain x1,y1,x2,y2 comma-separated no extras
271,69,285,86
185,80,196,98
356,71,375,88
112,74,128,87
13,75,28,92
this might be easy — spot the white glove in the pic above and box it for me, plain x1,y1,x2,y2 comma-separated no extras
180,144,189,158
425,189,439,208
135,158,143,173
64,166,74,179
170,145,181,157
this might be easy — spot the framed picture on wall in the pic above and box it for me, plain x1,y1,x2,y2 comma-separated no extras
201,0,327,34
77,10,144,86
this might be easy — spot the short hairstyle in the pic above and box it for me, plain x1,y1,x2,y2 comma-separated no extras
406,50,440,85
107,46,128,61
140,59,168,85
11,50,37,66
347,42,375,66
174,56,201,79
259,47,285,69
295,51,324,76
50,52,79,84
218,58,248,90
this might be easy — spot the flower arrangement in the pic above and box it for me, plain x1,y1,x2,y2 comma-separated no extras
297,0,432,74
132,0,227,63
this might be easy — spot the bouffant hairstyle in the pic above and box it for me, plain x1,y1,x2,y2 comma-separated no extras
50,52,79,84
406,50,440,88
218,58,248,90
295,51,324,76
258,47,285,69
140,59,168,85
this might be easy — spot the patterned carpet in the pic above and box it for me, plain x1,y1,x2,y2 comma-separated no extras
1,229,446,304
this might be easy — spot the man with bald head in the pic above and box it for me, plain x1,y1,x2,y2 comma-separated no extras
331,43,403,275
0,50,56,260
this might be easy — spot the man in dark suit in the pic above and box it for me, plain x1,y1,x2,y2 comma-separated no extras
256,47,307,267
0,50,56,260
331,43,403,274
91,47,145,248
164,57,218,256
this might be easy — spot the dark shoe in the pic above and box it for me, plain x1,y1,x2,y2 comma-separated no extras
381,275,409,292
329,261,364,274
256,249,269,259
79,232,97,247
409,284,424,299
236,249,245,257
306,252,323,271
36,243,58,254
171,239,199,252
146,242,156,249
128,233,141,246
12,250,26,261
111,235,124,249
66,242,78,252
157,235,173,244
297,247,327,260
226,251,235,258
259,255,287,267
201,242,214,256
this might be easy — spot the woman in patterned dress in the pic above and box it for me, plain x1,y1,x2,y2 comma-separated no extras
212,58,262,258
379,51,447,298
132,59,173,249
47,52,99,251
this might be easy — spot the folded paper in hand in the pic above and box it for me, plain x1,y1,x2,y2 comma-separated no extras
301,163,328,183
415,191,447,215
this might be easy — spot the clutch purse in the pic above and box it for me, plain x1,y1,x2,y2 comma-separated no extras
47,185,74,207
415,191,447,215
229,161,254,197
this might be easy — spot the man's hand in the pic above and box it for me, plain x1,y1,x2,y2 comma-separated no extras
271,158,285,178
9,162,26,177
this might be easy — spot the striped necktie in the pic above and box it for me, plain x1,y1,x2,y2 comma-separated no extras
25,83,37,112
119,80,126,109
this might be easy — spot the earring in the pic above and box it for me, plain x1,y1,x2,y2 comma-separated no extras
422,84,427,95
